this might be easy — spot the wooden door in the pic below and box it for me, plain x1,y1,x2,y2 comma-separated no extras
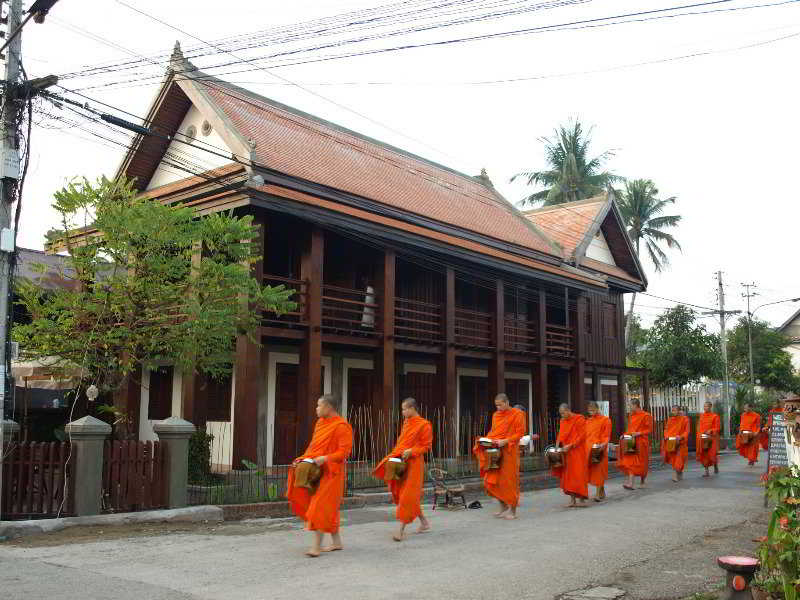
347,368,374,461
402,371,445,455
274,364,299,465
459,375,489,454
148,366,173,421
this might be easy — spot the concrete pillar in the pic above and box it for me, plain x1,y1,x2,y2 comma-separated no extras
153,417,196,509
64,416,111,516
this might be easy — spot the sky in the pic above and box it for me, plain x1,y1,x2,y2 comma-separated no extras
12,0,800,332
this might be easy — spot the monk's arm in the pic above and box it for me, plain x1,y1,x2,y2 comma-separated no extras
411,423,433,458
505,412,526,446
601,420,612,445
640,415,653,435
713,415,721,434
326,425,354,464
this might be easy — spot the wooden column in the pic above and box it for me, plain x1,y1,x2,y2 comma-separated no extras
297,226,324,453
573,292,586,414
642,370,651,412
489,279,505,399
376,250,395,452
232,216,266,467
181,241,205,429
441,267,457,455
181,372,205,430
535,360,548,445
538,288,547,356
592,369,601,409
616,372,627,439
113,370,141,439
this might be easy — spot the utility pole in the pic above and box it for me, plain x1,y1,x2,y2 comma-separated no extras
0,0,59,518
0,0,25,517
742,282,759,404
702,271,740,439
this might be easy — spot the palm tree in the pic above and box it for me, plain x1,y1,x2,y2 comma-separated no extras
511,119,620,207
617,178,682,341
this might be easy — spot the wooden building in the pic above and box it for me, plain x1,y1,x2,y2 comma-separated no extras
107,45,648,469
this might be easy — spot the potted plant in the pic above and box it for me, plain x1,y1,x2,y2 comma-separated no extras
754,466,800,600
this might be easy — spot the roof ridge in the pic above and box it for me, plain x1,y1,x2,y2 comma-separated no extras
521,194,608,215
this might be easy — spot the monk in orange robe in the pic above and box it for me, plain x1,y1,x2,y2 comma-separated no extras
552,403,589,508
287,394,353,557
618,399,653,490
696,401,721,477
661,405,689,482
586,401,612,501
473,393,525,519
737,402,762,466
373,397,433,542
760,399,784,450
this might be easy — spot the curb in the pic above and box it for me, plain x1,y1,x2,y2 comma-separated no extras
0,505,223,541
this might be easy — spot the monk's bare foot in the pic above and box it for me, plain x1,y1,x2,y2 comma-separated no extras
494,508,508,518
416,524,431,534
623,484,634,491
305,549,321,558
503,512,518,519
320,545,343,552
392,534,404,542
575,499,588,508
671,476,678,483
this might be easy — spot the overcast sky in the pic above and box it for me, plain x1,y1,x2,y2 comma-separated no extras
14,0,800,332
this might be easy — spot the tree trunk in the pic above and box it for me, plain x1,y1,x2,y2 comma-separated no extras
624,292,637,351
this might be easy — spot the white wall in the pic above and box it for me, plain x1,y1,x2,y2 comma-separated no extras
586,231,616,265
146,104,232,190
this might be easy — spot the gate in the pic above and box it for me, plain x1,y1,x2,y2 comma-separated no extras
102,440,166,512
0,441,73,519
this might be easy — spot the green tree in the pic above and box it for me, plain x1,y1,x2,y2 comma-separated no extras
641,305,722,387
14,176,294,393
727,317,800,392
511,119,620,207
617,178,682,341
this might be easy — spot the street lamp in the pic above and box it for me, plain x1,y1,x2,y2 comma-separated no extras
746,297,800,401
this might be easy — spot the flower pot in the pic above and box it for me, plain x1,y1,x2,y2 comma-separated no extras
750,586,769,600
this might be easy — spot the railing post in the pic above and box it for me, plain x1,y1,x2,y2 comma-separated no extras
153,417,196,509
64,416,111,517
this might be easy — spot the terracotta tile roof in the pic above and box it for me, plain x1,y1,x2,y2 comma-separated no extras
522,195,607,259
581,257,641,283
199,80,560,258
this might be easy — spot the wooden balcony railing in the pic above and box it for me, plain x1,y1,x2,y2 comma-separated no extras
454,307,492,348
395,297,443,344
545,324,574,357
322,283,381,337
263,274,307,328
504,316,538,354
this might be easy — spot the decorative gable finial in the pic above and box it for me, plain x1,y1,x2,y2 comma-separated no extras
474,167,495,189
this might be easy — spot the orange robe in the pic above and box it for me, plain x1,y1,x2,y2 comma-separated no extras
617,410,653,477
473,407,525,508
286,415,353,533
586,414,612,487
373,415,433,524
760,408,782,450
661,415,689,473
552,414,589,499
737,411,761,463
696,412,721,467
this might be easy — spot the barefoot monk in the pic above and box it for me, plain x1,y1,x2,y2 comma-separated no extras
737,403,761,466
373,398,433,542
287,394,353,557
618,400,653,490
473,394,526,519
661,405,689,482
697,401,721,477
552,403,589,508
586,401,612,501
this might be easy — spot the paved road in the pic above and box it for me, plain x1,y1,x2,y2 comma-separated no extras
0,453,767,600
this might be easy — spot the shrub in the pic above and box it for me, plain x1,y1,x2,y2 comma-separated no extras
756,466,800,600
188,430,214,484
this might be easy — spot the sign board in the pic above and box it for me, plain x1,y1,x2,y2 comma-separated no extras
767,412,788,469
